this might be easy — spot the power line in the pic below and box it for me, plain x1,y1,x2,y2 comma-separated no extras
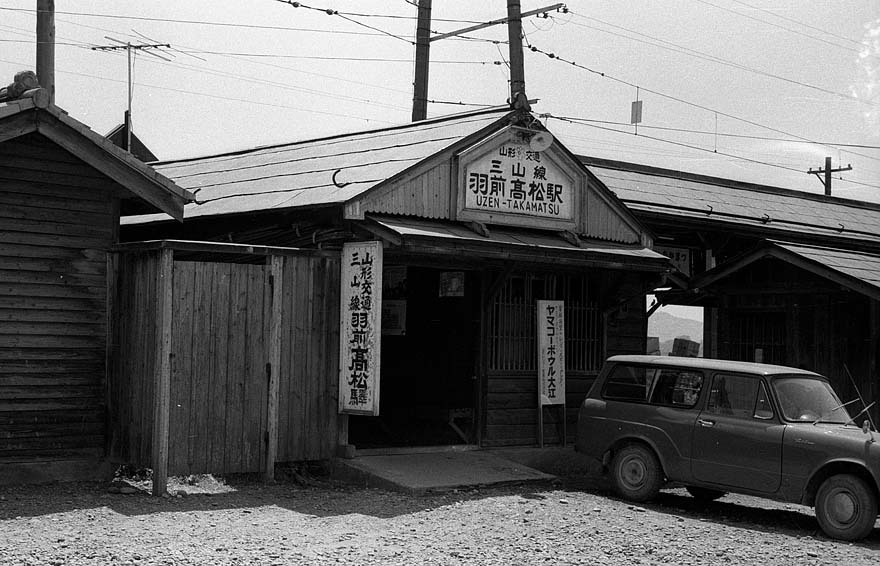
551,116,880,191
554,117,880,150
0,55,401,124
728,0,864,47
273,1,414,44
522,39,880,166
561,12,878,108
693,0,866,54
0,6,399,38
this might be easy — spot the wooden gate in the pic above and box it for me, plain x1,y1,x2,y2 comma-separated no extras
108,241,340,492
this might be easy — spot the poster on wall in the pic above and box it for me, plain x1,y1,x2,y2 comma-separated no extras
339,241,383,415
537,300,565,406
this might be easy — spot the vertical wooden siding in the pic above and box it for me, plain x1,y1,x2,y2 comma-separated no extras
110,251,341,475
0,134,117,461
168,261,269,475
108,251,159,465
278,255,341,462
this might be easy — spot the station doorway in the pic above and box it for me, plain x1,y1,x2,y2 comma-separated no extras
348,266,481,448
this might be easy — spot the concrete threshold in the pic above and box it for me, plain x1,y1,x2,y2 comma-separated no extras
333,445,557,494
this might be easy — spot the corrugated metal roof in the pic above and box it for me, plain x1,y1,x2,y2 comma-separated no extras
370,215,668,262
773,242,880,291
584,160,880,246
125,109,512,224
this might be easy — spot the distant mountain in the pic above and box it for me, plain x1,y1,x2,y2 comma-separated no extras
648,311,704,355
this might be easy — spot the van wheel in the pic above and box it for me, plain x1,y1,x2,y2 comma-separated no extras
815,474,878,541
610,444,663,502
686,486,726,502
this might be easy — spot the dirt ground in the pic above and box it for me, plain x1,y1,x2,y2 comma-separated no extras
1,469,878,566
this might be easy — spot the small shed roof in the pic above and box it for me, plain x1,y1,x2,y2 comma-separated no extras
126,107,514,225
691,240,880,301
581,157,880,248
0,98,192,220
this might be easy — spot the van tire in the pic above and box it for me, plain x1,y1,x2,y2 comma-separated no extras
815,474,877,541
611,444,663,502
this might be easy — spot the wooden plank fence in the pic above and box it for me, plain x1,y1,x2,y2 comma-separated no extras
108,242,340,494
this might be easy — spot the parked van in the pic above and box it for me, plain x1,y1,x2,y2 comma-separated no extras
575,355,880,541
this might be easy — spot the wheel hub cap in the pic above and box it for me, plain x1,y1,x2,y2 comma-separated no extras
827,490,858,525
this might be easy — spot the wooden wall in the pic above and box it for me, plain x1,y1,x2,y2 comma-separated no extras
713,258,880,425
481,271,647,447
109,249,340,478
1,134,117,464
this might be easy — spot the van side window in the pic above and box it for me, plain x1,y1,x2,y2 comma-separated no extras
706,374,762,418
601,365,654,402
649,370,704,407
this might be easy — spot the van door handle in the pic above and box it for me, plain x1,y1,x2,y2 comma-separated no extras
698,419,715,427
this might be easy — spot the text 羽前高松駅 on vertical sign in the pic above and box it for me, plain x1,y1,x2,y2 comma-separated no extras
537,300,565,405
339,241,383,415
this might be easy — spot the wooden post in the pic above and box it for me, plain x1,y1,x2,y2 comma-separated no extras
411,0,432,122
36,0,55,104
506,0,527,107
151,248,174,496
264,256,283,482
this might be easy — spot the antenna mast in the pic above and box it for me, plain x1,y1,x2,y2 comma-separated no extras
91,39,170,151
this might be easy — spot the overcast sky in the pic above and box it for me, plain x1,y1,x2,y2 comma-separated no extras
2,1,878,203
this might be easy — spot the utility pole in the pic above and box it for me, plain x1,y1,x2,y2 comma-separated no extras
411,0,432,122
808,156,852,196
506,0,528,110
36,0,55,104
91,39,170,151
409,2,564,121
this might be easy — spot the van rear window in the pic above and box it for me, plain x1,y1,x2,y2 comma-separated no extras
602,365,653,402
601,364,705,407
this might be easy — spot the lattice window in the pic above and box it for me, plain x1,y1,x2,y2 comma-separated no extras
488,273,601,373
727,311,786,365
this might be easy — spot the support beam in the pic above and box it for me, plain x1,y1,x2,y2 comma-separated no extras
151,248,174,496
264,256,283,482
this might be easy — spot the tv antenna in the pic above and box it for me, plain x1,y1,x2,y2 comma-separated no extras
91,33,173,151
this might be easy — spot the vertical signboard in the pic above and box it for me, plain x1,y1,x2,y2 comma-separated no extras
537,300,565,405
339,241,383,415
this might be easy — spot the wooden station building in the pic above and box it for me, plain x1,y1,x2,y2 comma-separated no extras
0,96,191,483
583,157,880,424
122,107,670,458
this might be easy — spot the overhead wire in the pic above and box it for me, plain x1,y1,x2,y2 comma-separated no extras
728,0,864,47
693,0,868,54
521,38,880,168
560,13,878,108
552,116,880,191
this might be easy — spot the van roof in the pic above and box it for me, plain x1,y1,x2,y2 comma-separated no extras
607,355,824,377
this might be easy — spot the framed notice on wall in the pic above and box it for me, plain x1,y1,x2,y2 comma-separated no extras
537,300,565,406
339,241,383,415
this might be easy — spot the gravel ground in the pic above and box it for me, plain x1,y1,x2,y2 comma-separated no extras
1,470,878,566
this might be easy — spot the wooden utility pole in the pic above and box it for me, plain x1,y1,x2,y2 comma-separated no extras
409,2,563,120
506,0,528,109
411,0,432,122
808,156,852,196
36,0,55,104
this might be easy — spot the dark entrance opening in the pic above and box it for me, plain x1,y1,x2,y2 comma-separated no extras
349,266,480,448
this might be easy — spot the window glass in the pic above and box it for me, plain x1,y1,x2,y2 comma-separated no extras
754,382,774,419
650,370,704,408
706,374,761,418
602,365,655,402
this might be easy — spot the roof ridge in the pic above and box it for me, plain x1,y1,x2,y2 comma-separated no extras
152,106,514,168
581,155,880,212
